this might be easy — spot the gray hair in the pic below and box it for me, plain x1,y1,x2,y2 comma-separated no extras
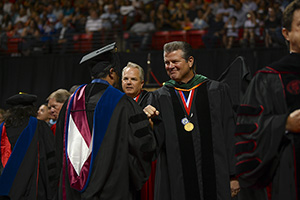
122,62,144,81
47,89,71,103
163,41,193,62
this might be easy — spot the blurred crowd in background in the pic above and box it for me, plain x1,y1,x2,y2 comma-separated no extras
0,0,292,55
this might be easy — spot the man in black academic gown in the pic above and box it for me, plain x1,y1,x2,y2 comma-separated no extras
235,1,300,200
0,93,57,200
144,41,239,200
122,62,156,200
55,42,156,200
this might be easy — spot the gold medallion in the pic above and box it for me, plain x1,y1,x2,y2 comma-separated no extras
184,122,194,132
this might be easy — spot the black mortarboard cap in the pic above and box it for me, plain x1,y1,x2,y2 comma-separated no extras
79,42,120,78
6,92,37,106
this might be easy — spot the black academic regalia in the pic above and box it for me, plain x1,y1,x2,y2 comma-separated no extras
55,82,156,200
0,118,57,200
147,79,236,200
137,90,150,108
235,53,300,200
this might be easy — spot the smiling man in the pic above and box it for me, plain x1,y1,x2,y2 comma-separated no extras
144,41,239,200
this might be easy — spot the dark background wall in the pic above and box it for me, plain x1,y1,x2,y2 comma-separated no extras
0,47,288,109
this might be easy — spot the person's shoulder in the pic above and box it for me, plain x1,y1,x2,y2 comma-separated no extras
205,79,228,91
37,119,54,137
118,93,137,106
153,85,171,95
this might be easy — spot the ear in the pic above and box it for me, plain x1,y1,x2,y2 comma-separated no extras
188,56,194,69
141,80,144,88
109,68,115,79
282,27,290,42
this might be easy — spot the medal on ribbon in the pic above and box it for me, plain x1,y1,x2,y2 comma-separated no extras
178,89,195,132
184,122,194,132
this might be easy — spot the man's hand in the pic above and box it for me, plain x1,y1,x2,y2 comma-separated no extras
230,179,240,198
143,105,160,119
143,105,160,129
286,109,300,133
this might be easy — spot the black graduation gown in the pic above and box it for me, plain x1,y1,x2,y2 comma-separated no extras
0,118,57,200
55,82,156,200
136,90,150,108
235,53,300,200
147,79,236,200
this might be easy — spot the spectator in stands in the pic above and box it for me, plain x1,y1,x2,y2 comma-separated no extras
63,1,75,16
167,0,177,15
53,16,75,54
20,18,41,56
3,0,12,15
85,8,102,49
100,3,119,31
256,0,268,16
14,7,28,25
240,11,259,48
9,3,20,26
242,0,258,13
216,0,234,23
70,6,87,33
230,0,248,28
43,17,57,37
273,0,283,19
153,3,174,31
54,13,64,31
1,13,12,32
210,0,223,16
0,14,13,51
265,6,282,48
125,13,155,51
119,0,136,31
100,3,119,44
176,0,190,9
202,11,225,49
45,4,57,24
223,16,239,49
187,0,198,22
85,8,102,33
13,21,25,37
195,0,207,10
53,1,64,20
193,8,209,30
170,1,188,30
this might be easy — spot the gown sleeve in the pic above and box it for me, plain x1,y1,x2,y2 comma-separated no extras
37,120,59,199
235,72,289,188
127,97,157,190
220,83,238,178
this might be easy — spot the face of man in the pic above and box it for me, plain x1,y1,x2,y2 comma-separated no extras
122,67,144,98
48,98,63,121
164,49,194,83
37,104,50,121
283,9,300,53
